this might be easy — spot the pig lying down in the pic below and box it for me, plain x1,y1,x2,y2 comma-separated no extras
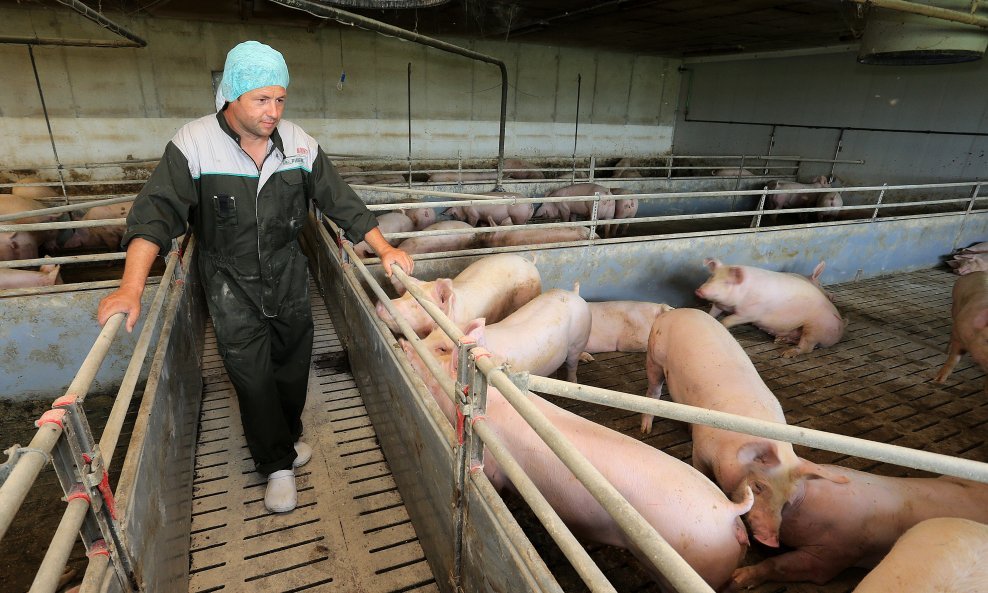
0,262,62,289
696,258,847,357
642,308,846,547
420,285,591,383
946,241,988,275
534,183,615,224
934,271,988,391
376,253,541,338
731,465,988,588
400,341,754,590
443,192,534,226
851,518,988,593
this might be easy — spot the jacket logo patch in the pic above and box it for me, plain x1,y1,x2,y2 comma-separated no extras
297,147,309,155
280,155,306,170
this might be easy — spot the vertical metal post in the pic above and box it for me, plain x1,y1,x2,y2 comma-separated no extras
465,354,489,470
965,182,981,214
666,155,673,179
28,45,69,203
733,154,746,192
872,183,887,220
830,128,845,183
588,155,596,182
572,74,582,184
751,185,768,228
590,192,600,240
450,337,474,589
764,125,776,175
456,152,462,187
407,62,413,188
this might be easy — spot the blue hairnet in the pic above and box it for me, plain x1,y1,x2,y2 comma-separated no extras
217,41,289,110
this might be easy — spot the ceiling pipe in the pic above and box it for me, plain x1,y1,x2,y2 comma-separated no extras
847,0,988,28
269,0,508,187
0,36,142,48
53,0,147,47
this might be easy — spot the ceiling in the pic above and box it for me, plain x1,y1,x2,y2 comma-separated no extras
6,0,867,57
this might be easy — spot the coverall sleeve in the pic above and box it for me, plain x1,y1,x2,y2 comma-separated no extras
307,146,378,244
121,141,199,253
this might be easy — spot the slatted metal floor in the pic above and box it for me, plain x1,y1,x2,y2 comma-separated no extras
187,282,440,593
521,266,988,593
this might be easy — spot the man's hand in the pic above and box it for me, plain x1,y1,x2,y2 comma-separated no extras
378,245,414,278
98,287,143,332
362,226,414,278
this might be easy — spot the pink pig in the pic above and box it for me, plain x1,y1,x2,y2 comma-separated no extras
732,465,988,588
400,340,755,590
376,253,541,338
642,308,847,547
696,258,847,357
934,271,988,391
583,301,674,355
421,285,591,382
60,203,131,250
535,183,615,222
395,220,480,256
851,518,988,593
353,212,414,259
479,218,597,248
443,192,535,227
0,262,61,289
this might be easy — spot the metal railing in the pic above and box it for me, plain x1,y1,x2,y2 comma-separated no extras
321,218,712,593
0,240,185,593
344,180,986,264
329,213,988,592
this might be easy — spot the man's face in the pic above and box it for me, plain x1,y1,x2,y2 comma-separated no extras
226,85,286,140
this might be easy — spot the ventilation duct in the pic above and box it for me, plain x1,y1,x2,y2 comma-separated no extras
314,0,450,7
856,0,988,65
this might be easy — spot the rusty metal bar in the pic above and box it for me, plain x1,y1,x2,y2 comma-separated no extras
849,0,988,28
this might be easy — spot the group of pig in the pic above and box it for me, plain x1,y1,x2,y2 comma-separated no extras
353,182,640,258
372,253,988,591
1,179,130,289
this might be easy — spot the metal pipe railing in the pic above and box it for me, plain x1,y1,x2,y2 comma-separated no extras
22,248,180,592
0,195,134,223
29,498,90,593
0,253,127,270
526,376,988,483
0,313,124,542
0,218,125,233
325,221,626,593
369,255,713,593
0,278,161,299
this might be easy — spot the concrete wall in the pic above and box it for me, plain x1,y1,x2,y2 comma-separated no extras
0,7,679,169
672,49,988,186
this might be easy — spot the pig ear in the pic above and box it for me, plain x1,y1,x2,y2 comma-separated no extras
728,266,745,284
398,338,412,355
464,317,486,336
466,319,487,346
434,279,455,314
796,459,849,484
811,261,826,281
737,442,781,468
703,258,720,271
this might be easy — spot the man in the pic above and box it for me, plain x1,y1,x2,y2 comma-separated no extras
98,41,413,513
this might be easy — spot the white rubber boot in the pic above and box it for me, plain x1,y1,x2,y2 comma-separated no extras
293,441,312,468
264,469,297,513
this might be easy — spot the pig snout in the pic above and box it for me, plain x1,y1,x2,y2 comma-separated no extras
375,300,400,333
